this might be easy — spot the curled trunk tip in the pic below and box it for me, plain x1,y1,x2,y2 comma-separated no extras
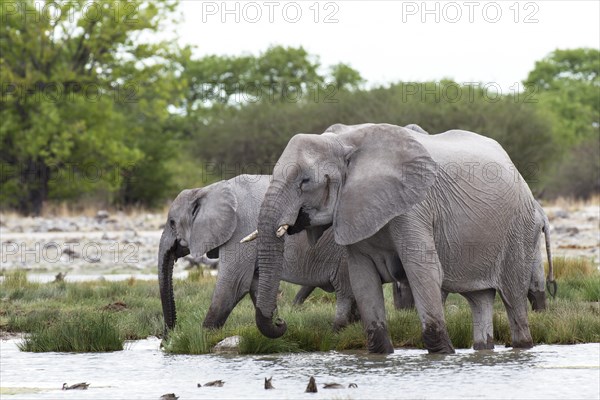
255,308,287,339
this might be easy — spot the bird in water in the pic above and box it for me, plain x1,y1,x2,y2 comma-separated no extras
201,380,225,387
159,393,178,400
305,376,317,393
323,382,358,389
62,382,89,390
323,383,344,389
264,377,274,389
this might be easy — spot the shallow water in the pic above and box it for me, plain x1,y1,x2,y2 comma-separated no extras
1,339,598,399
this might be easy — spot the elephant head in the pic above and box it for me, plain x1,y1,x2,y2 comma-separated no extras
255,123,438,338
158,181,238,334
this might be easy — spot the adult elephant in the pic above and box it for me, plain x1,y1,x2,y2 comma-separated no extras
253,123,548,354
393,200,556,312
158,175,358,336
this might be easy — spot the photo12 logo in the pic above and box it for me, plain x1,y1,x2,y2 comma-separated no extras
200,1,340,23
1,1,139,24
401,1,540,23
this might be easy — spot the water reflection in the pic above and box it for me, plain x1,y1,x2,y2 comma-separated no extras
1,339,598,399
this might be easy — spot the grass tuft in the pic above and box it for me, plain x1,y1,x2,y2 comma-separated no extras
2,270,29,289
164,317,212,354
2,257,599,354
18,313,123,352
548,257,596,279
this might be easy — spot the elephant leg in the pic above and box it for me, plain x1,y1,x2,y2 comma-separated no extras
393,226,454,354
392,279,415,310
203,259,254,329
461,289,496,350
498,288,533,348
347,248,394,354
293,286,316,306
332,293,358,332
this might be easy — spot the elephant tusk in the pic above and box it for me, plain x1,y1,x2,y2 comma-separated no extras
276,224,289,238
240,230,258,243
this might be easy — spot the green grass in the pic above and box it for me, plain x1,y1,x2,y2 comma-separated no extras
18,313,123,352
1,256,599,354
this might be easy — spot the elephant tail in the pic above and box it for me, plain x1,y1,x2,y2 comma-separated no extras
542,212,557,298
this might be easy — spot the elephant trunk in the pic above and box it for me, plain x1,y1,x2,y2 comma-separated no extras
255,182,292,338
158,228,178,336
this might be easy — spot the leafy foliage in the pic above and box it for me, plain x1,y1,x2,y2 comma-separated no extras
193,81,556,191
0,0,184,212
0,6,596,215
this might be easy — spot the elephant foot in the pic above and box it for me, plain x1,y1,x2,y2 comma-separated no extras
511,339,534,349
366,323,394,354
202,315,226,330
473,334,495,350
423,323,455,354
332,320,347,333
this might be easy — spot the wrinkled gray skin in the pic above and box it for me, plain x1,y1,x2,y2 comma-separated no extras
295,123,430,309
385,126,556,314
158,175,358,336
254,123,546,354
393,200,555,313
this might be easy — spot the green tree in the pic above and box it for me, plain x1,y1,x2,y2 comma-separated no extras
0,0,184,214
524,48,599,144
327,63,365,91
524,48,600,198
193,80,556,193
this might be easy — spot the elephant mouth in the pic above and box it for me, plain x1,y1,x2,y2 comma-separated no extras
173,240,191,259
286,208,332,245
206,247,219,259
286,207,312,235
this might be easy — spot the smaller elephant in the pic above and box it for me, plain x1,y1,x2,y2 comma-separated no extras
158,175,359,336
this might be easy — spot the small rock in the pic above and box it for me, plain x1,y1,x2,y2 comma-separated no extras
62,248,80,258
101,233,117,241
566,227,580,236
212,335,241,353
553,209,569,219
95,210,110,221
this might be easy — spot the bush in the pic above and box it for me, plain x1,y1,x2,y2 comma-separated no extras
544,135,600,199
193,81,556,193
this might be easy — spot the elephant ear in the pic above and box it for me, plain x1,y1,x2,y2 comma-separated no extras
333,126,438,246
189,181,238,256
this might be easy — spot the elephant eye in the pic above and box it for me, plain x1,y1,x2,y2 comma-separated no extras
169,219,176,230
300,177,310,191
